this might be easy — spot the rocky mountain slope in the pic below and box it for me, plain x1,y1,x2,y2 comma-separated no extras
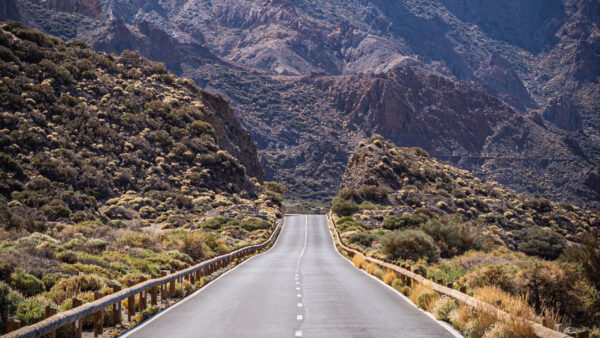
0,22,285,333
331,135,600,332
8,0,600,208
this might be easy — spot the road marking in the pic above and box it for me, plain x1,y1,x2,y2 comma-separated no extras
297,303,303,308
296,281,299,285
326,216,463,338
297,293,302,297
295,330,302,337
297,315,303,321
296,287,300,291
120,218,286,337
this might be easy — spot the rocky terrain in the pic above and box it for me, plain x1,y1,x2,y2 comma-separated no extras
6,0,600,208
0,22,283,332
331,135,600,332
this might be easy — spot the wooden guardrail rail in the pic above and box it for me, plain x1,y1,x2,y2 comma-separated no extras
3,222,282,338
327,214,570,338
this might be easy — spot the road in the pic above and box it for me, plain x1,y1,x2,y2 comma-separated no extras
124,215,457,338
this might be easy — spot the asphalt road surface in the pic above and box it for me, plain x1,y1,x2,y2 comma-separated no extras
124,215,457,338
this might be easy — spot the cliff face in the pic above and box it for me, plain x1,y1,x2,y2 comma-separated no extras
13,0,600,207
0,0,20,21
39,0,102,19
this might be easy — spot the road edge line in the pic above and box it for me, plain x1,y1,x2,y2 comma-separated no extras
325,217,463,338
120,217,288,337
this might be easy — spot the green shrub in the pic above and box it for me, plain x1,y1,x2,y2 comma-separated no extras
41,273,69,291
514,227,566,260
381,229,439,262
48,275,105,304
382,213,427,230
0,282,24,332
348,232,378,247
200,216,238,230
432,296,458,321
524,198,552,212
358,201,378,210
240,218,271,231
10,271,45,297
417,292,437,310
421,217,481,257
359,185,387,202
560,229,600,288
331,197,359,216
14,296,58,326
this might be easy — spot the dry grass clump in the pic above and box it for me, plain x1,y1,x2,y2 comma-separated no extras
432,296,458,321
382,270,396,284
408,283,439,311
366,262,378,275
352,253,366,268
472,286,536,338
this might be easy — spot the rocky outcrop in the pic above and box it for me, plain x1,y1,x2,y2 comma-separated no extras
541,95,583,131
0,0,20,21
313,67,515,156
475,53,537,111
39,0,103,19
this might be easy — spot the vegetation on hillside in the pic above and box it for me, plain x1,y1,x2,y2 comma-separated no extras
333,135,600,335
0,22,283,333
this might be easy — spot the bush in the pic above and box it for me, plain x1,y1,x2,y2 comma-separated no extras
331,197,359,216
41,273,69,291
381,229,439,262
514,262,595,325
432,296,458,321
14,296,58,326
200,216,238,230
10,271,45,297
421,217,481,257
524,198,552,212
348,232,378,247
48,275,105,304
359,185,387,202
181,231,207,261
240,218,271,231
560,229,600,288
514,227,566,260
0,282,24,332
382,213,427,230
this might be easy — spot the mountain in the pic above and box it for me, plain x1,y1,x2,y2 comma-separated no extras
9,0,600,208
0,21,282,233
0,21,287,332
331,134,600,329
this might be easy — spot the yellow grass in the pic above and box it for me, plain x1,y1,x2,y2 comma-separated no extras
352,253,366,268
366,262,378,274
473,286,536,337
408,283,439,311
382,270,397,285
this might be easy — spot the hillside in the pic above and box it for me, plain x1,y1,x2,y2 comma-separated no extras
331,135,600,330
9,0,600,208
332,135,600,337
0,22,283,332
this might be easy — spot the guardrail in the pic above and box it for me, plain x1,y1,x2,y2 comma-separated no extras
4,222,282,338
327,214,571,338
